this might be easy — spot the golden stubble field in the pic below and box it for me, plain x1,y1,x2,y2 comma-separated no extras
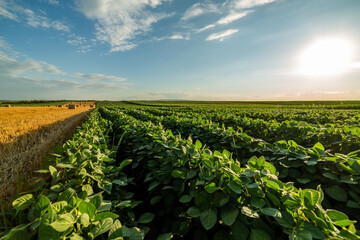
0,103,95,196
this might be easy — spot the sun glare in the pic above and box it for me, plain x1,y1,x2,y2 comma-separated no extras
298,37,354,76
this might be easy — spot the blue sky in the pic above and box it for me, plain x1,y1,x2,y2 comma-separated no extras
0,0,359,100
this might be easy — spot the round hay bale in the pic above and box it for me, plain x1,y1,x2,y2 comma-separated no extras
5,104,11,107
68,104,76,109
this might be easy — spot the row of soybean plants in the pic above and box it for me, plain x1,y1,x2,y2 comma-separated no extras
143,106,360,126
114,106,360,224
0,111,147,240
99,107,360,239
124,107,360,153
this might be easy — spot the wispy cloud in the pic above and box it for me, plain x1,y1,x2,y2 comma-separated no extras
74,0,174,52
155,34,190,41
198,24,216,32
216,10,252,25
0,0,20,21
23,8,71,32
206,29,238,41
46,0,60,6
73,73,127,83
0,37,130,98
230,0,278,9
181,3,219,21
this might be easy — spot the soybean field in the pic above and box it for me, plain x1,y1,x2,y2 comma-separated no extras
2,102,360,240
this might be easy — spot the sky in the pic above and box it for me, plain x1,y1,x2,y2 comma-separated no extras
0,0,359,101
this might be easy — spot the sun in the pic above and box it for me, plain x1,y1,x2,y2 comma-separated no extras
297,37,354,76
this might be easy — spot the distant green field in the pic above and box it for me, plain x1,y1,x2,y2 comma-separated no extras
96,100,360,109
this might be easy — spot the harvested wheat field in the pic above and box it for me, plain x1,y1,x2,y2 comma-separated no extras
0,105,94,196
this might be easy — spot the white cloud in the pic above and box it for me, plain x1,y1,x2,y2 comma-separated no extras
198,24,216,32
23,9,71,32
216,10,252,25
181,3,219,21
47,0,60,5
231,0,278,9
74,0,173,52
0,0,20,21
73,73,127,83
206,29,238,41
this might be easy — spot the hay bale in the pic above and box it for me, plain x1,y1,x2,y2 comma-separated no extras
76,105,79,107
5,104,11,107
68,104,76,109
90,105,93,108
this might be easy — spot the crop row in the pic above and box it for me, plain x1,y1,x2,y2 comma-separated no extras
120,107,360,153
105,107,360,223
99,107,360,239
0,111,147,240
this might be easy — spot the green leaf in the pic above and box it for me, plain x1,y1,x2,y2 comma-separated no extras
50,201,67,214
38,214,62,240
94,212,119,221
250,198,265,209
50,213,75,232
69,233,85,240
89,218,114,239
78,213,90,227
325,185,347,202
82,184,94,196
138,213,155,224
187,206,201,218
108,219,122,240
195,140,202,149
58,188,76,203
78,201,96,218
241,206,259,218
119,159,132,170
200,209,217,230
303,190,319,210
260,208,281,218
221,207,239,226
326,209,349,222
228,181,242,194
205,183,218,194
179,195,192,203
297,221,325,239
12,194,35,211
148,181,160,191
157,233,172,240
34,195,50,218
231,220,249,240
171,170,185,179
313,142,325,151
113,179,127,186
250,229,271,240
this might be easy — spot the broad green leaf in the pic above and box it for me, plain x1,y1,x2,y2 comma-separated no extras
231,220,249,240
313,142,325,151
50,213,75,232
82,184,94,196
228,181,242,194
221,207,239,226
205,183,218,194
325,186,347,202
250,198,265,209
303,190,319,210
69,233,84,240
195,140,202,149
148,181,160,191
58,188,76,203
78,201,96,218
157,233,172,240
12,194,35,211
89,218,113,239
171,170,185,179
108,219,122,240
34,195,50,218
260,208,281,218
78,213,90,227
200,209,217,230
179,195,192,203
187,206,201,218
250,229,271,240
241,206,259,218
297,221,325,239
326,209,349,222
138,213,155,224
94,212,119,221
38,214,62,240
119,159,132,170
50,201,67,214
